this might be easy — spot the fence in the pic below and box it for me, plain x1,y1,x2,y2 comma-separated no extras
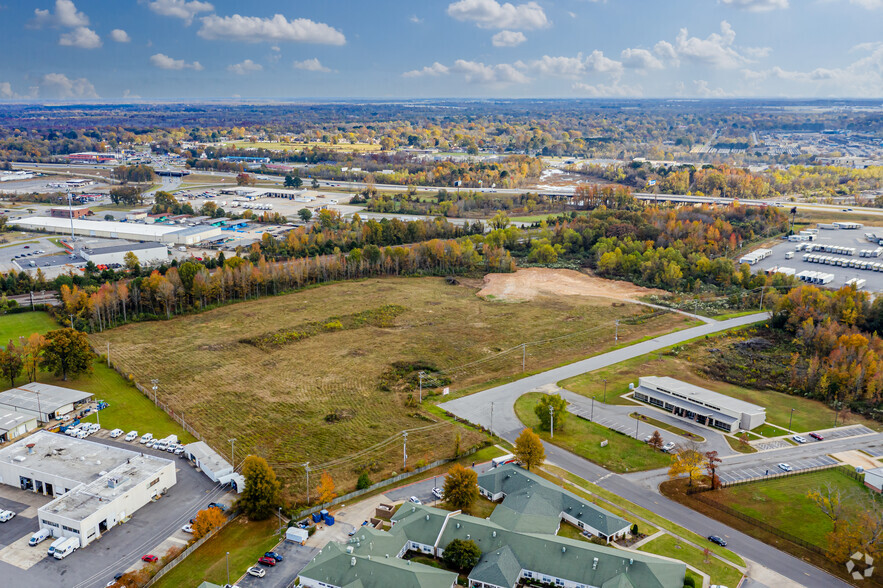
718,461,842,488
291,445,481,522
143,517,232,588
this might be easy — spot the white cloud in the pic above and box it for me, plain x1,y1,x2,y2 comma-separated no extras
146,0,214,26
0,82,14,99
720,0,788,11
525,55,588,78
492,30,526,47
452,59,530,84
122,89,141,99
653,40,679,65
620,48,664,71
410,15,423,23
674,21,752,68
150,53,204,70
227,59,263,74
693,80,732,97
403,62,450,78
110,29,131,43
59,26,101,49
31,0,89,28
39,73,98,99
584,50,623,74
198,14,346,45
293,58,331,72
447,0,548,30
572,81,642,97
852,41,883,52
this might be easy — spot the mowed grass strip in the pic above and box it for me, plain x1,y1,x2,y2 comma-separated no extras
151,517,281,588
515,393,671,473
0,311,58,346
638,533,743,587
93,277,685,494
707,469,877,548
558,350,880,433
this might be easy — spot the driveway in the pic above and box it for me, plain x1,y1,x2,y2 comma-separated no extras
384,461,496,505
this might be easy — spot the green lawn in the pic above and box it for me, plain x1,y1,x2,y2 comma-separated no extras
710,469,876,548
557,521,592,542
638,533,743,587
0,311,58,346
724,434,757,454
558,349,880,433
753,423,791,438
629,412,705,442
515,393,671,473
152,517,281,588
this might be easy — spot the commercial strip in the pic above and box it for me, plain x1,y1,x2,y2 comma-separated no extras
0,382,93,423
299,465,684,588
0,430,176,547
632,376,766,433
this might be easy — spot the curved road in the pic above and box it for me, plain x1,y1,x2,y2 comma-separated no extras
439,312,854,588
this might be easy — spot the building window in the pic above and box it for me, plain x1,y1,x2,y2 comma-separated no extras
148,477,160,488
41,520,59,528
62,525,80,534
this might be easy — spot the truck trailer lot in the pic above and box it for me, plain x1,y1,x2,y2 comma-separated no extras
0,435,224,588
752,225,883,292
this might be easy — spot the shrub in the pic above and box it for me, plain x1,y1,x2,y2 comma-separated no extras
356,472,371,490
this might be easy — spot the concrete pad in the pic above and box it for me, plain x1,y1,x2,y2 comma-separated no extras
0,534,47,570
832,450,880,470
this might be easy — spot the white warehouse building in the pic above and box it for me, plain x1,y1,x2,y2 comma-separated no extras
79,241,168,266
12,217,221,245
0,431,176,547
0,382,94,423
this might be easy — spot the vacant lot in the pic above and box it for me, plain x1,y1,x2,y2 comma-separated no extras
93,276,687,497
0,311,58,345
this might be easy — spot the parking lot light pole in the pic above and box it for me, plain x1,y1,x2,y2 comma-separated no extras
591,396,595,422
278,507,283,534
789,408,797,432
549,406,554,439
603,379,608,402
226,551,230,585
634,415,639,439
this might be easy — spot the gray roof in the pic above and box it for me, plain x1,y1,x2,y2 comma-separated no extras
635,386,738,426
639,376,764,415
478,465,630,537
469,544,522,588
0,383,93,413
390,503,449,546
0,411,36,433
82,241,166,255
183,441,232,475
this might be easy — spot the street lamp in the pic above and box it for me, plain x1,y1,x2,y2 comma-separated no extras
603,379,608,402
549,406,554,439
226,551,230,585
634,414,639,439
228,438,236,469
304,462,311,505
789,408,797,433
278,506,283,534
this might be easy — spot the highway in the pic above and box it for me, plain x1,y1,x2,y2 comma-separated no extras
439,311,858,588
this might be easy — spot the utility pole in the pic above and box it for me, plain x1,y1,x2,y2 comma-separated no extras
603,379,608,402
789,408,796,432
278,506,283,534
759,286,766,311
418,371,425,403
151,379,159,405
304,462,311,505
106,342,110,367
228,438,236,469
549,406,554,439
490,402,494,437
634,415,639,439
226,552,230,585
615,320,620,343
403,431,408,469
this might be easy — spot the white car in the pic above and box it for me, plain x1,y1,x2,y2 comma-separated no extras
65,426,80,437
76,429,89,439
181,524,194,534
431,487,444,500
109,428,124,438
124,431,138,442
174,445,186,456
661,442,676,453
0,510,15,523
792,435,807,444
408,496,422,505
778,463,793,472
247,567,266,578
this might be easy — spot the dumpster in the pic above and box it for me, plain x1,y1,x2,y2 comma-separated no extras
312,512,322,523
325,515,335,526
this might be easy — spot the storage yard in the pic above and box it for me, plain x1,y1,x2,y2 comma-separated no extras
750,224,883,292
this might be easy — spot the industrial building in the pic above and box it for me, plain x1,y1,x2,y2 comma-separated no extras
50,206,91,219
12,217,221,245
79,241,168,266
0,383,94,423
632,376,766,433
183,441,244,492
0,411,38,442
0,431,176,547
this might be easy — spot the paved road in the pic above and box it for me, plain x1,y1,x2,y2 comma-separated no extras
439,312,857,588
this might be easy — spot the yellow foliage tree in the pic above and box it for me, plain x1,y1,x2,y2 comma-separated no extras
514,428,545,471
668,447,703,486
193,506,226,539
316,471,337,505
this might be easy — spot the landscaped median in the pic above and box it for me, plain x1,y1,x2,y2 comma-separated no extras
628,412,705,442
515,392,671,473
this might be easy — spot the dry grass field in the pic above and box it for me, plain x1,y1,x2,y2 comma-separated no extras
92,275,689,499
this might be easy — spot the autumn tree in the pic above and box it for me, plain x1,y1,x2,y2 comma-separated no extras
514,428,545,471
237,455,281,520
648,430,664,450
40,328,92,381
704,450,722,489
443,464,478,512
124,251,140,271
19,333,45,383
534,393,567,433
0,339,23,387
668,446,703,486
442,538,481,571
193,506,226,539
806,483,846,531
315,471,337,505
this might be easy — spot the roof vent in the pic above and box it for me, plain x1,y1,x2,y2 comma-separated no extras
562,546,566,553
456,523,460,529
385,554,389,558
466,534,470,540
426,514,430,521
346,546,353,554
26,443,35,454
593,557,599,570
492,531,496,538
629,558,633,565
350,557,356,567
411,506,416,513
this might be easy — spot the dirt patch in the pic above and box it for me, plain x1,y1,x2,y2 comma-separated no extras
477,268,666,302
832,450,881,470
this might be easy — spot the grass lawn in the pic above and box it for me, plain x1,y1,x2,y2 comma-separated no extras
629,412,705,442
638,533,743,587
0,311,58,345
508,214,564,223
515,393,671,473
462,496,496,519
152,517,281,588
93,276,686,497
558,350,878,433
712,310,764,320
753,423,791,437
724,434,757,454
708,469,876,548
557,521,592,542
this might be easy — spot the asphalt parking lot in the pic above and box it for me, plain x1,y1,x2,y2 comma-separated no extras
236,540,318,588
865,445,883,458
717,455,839,485
819,425,875,440
384,461,495,505
0,434,227,588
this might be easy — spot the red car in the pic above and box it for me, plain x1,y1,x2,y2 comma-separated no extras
258,556,277,566
809,432,824,441
141,555,158,563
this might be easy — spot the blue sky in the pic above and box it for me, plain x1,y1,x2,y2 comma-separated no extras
1,0,882,100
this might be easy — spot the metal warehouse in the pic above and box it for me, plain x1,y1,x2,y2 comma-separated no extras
80,241,168,266
0,383,94,423
0,431,176,547
183,441,244,491
632,376,766,433
0,411,38,442
11,217,221,245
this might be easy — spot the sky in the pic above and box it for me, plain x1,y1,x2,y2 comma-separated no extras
1,0,883,101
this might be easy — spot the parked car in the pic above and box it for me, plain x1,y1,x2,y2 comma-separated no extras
0,510,14,523
109,428,124,438
408,496,422,505
208,502,226,511
661,442,676,453
257,556,277,566
431,487,444,500
264,551,283,561
124,430,138,442
174,445,186,455
247,567,266,578
809,432,824,441
707,535,727,547
793,435,807,444
181,524,194,534
141,555,158,563
778,463,793,472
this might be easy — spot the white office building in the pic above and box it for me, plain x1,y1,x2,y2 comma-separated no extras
632,376,766,433
0,431,176,547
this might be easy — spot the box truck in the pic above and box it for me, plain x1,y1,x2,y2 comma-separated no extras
53,537,80,560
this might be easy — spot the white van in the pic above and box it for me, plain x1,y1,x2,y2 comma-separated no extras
140,433,153,444
0,510,15,522
154,439,168,451
53,537,80,560
165,434,178,446
29,528,51,546
47,536,66,556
